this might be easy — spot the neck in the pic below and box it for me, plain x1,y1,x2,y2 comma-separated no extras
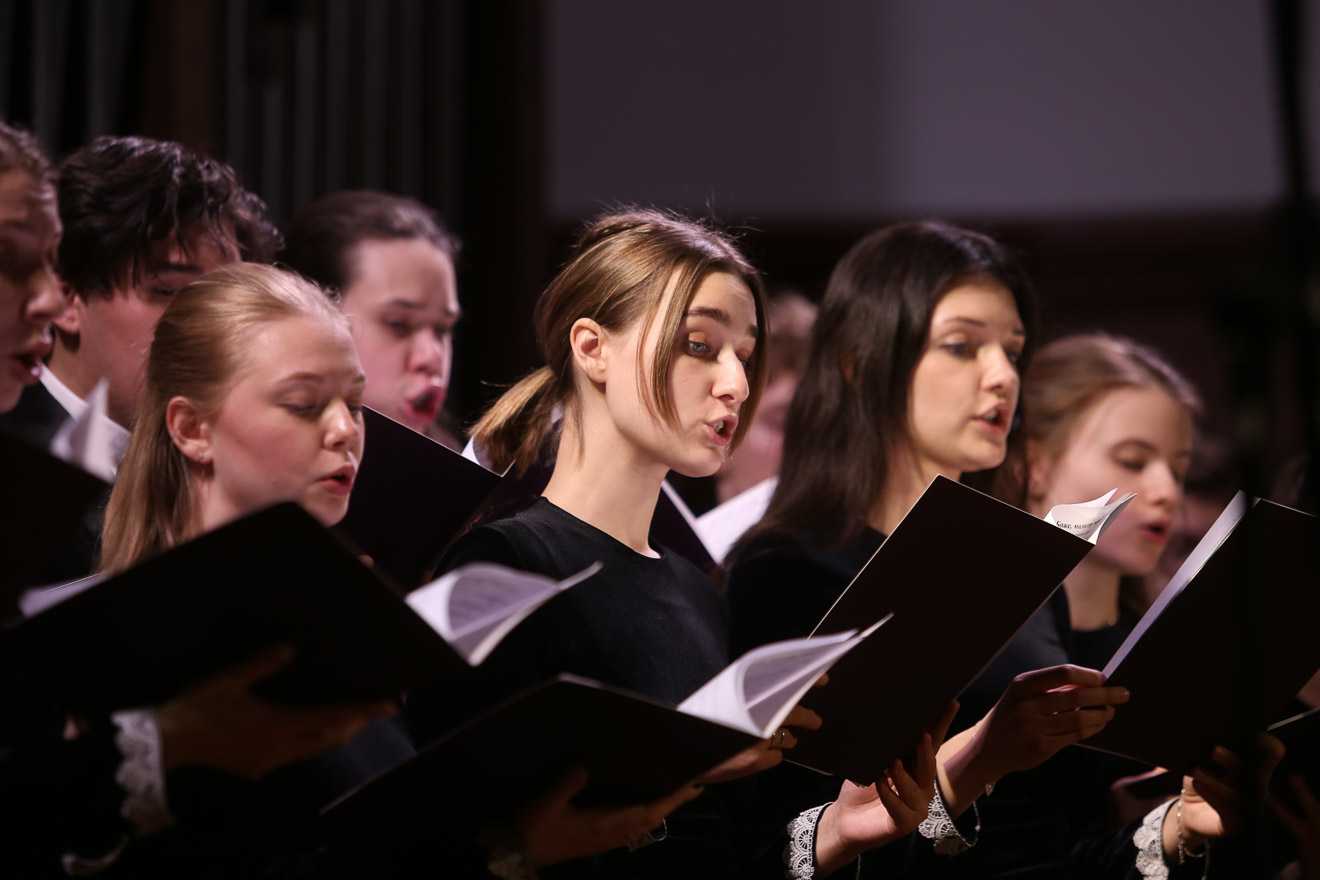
541,411,667,557
867,447,953,535
45,346,94,401
1061,556,1123,630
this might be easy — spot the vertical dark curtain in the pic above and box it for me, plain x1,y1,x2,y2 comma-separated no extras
1,0,550,424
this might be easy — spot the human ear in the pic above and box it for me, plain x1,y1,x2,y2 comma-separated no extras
165,396,212,465
1024,438,1053,503
568,318,609,385
51,291,84,337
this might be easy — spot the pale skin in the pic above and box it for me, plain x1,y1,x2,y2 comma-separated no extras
867,282,1131,822
147,313,393,778
546,269,944,869
1025,382,1277,858
50,228,239,427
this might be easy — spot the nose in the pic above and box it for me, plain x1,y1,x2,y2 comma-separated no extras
983,345,1020,399
324,400,363,454
25,265,65,325
715,351,750,406
1145,460,1181,510
409,329,450,382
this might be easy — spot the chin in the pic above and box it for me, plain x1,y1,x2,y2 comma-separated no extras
671,454,725,480
306,499,351,528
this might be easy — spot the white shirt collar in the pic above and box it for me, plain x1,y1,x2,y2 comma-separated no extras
39,367,131,477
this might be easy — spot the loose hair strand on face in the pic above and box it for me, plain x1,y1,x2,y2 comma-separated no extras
471,207,768,477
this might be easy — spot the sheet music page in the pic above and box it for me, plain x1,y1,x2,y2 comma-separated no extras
407,561,601,663
1044,489,1136,544
678,617,888,736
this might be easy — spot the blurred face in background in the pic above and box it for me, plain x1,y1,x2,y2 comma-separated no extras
340,237,459,432
1028,386,1193,578
0,169,62,412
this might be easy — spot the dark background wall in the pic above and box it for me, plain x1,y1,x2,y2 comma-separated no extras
3,0,1316,493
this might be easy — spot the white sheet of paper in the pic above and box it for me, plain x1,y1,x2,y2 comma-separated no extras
406,560,602,665
1044,489,1136,544
678,616,889,736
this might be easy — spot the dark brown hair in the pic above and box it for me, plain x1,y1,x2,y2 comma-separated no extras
738,220,1038,552
280,190,459,294
56,136,281,298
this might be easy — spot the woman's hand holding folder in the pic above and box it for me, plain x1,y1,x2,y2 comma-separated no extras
813,701,955,875
937,664,1130,817
694,703,824,784
515,766,703,868
154,644,397,779
1169,735,1284,859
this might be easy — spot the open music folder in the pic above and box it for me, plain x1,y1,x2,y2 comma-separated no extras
786,476,1131,783
335,407,526,589
2,502,597,715
1082,494,1320,772
324,622,887,826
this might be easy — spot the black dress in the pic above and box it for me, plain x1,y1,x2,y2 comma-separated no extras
726,525,1199,880
406,496,744,879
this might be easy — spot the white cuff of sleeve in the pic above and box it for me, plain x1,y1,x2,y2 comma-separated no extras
918,783,980,855
111,709,174,837
1134,800,1175,880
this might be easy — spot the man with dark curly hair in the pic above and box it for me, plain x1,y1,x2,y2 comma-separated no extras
0,135,279,577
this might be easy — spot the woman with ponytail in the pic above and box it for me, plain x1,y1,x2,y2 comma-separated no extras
408,208,949,879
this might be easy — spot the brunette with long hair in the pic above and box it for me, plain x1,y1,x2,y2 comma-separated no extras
742,220,1036,552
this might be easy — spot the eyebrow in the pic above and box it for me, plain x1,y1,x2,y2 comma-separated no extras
685,306,759,339
935,316,1025,336
277,371,369,387
380,298,462,318
1114,438,1193,457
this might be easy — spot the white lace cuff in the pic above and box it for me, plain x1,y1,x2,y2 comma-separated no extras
918,783,979,855
479,823,538,880
1134,801,1174,880
111,710,173,837
784,802,829,879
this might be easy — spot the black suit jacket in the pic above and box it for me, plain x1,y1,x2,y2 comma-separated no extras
0,382,105,581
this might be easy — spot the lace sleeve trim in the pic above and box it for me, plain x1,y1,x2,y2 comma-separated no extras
110,710,173,837
917,783,979,855
1134,800,1174,880
479,823,539,880
784,802,829,879
60,711,173,875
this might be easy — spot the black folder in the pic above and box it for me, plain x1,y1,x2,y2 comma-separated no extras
1,502,466,715
1269,706,1320,813
321,674,758,831
335,408,517,590
1082,496,1320,772
0,431,107,602
789,475,1095,783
